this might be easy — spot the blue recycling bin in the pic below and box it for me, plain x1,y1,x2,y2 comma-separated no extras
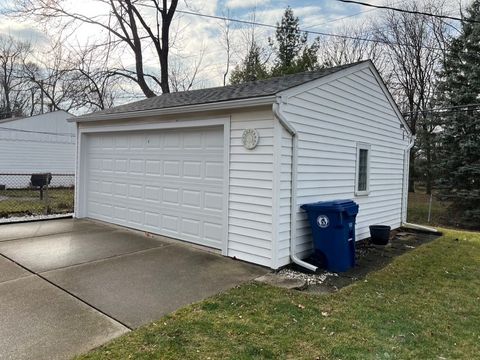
300,200,359,272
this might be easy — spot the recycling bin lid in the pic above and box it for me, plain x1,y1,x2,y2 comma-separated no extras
300,199,358,214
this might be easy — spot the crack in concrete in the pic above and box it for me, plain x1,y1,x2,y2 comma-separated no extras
0,252,133,331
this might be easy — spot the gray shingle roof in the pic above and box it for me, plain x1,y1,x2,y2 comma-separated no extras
78,61,367,119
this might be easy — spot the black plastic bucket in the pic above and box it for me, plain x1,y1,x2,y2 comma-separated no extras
369,225,391,245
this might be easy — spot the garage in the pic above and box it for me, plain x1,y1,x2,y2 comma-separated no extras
72,61,413,270
83,126,226,250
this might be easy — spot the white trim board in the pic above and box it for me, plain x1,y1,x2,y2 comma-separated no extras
355,142,371,196
78,118,228,134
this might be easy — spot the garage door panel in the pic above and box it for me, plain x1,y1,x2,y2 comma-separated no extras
89,148,224,156
204,222,223,242
183,131,203,149
145,160,161,175
88,180,224,205
87,192,223,220
204,192,223,211
182,189,201,208
85,127,225,249
88,171,222,186
88,210,223,249
88,160,223,180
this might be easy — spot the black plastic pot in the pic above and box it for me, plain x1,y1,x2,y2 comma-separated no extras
369,225,391,245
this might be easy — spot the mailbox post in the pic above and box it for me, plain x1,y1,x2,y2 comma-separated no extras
30,173,52,201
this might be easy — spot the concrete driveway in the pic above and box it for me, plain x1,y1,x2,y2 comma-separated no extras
0,219,266,360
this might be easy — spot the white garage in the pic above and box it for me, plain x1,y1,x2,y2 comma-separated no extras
72,60,413,270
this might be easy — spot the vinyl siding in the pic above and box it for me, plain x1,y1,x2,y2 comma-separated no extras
282,67,409,259
0,111,76,187
276,125,293,267
228,109,275,267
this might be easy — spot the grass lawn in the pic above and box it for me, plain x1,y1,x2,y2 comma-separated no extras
77,229,480,360
0,188,74,217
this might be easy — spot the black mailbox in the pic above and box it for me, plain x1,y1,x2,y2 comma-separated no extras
31,173,52,200
31,173,52,187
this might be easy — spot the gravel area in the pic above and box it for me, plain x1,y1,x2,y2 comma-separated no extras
0,213,73,224
277,268,338,285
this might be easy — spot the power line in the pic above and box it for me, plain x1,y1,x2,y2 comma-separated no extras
304,0,406,29
336,0,478,24
137,3,444,51
402,103,480,115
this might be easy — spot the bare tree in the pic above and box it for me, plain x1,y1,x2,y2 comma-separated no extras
0,35,30,118
220,13,232,86
229,10,271,85
21,61,43,115
23,39,80,112
168,48,205,92
14,0,179,97
317,22,387,73
372,0,450,193
67,44,119,111
21,35,120,114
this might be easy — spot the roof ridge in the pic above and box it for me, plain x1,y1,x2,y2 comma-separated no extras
150,60,369,98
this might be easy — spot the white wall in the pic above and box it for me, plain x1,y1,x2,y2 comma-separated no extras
274,124,293,268
0,111,76,187
280,66,410,262
228,109,275,267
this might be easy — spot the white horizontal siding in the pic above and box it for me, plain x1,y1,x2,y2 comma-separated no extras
283,67,409,259
0,140,75,173
276,126,293,267
228,109,275,267
0,111,76,187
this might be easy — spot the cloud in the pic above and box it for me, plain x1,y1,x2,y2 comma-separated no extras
225,0,270,10
0,18,48,44
183,0,218,15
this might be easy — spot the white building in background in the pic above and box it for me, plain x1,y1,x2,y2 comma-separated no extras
0,110,76,188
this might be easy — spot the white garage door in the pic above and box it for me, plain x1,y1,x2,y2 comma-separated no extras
84,126,225,249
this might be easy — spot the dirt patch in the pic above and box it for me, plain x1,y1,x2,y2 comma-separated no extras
285,229,441,294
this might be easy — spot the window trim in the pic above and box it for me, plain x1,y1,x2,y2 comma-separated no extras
355,143,371,196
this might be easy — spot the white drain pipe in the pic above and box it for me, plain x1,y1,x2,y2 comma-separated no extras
402,222,440,233
400,135,415,223
273,100,318,272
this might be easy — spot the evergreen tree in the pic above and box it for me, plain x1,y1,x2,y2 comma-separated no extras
230,42,268,85
269,6,320,76
437,0,480,227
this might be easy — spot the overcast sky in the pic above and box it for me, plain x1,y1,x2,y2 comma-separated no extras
0,0,471,95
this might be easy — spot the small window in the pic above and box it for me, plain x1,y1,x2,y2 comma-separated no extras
355,143,370,195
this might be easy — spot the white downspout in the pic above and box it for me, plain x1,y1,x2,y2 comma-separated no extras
400,135,415,222
273,100,318,272
400,135,439,234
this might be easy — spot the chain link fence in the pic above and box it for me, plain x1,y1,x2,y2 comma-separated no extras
407,190,450,227
0,173,75,220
